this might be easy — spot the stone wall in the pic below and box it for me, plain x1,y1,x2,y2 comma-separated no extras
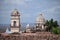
0,32,60,40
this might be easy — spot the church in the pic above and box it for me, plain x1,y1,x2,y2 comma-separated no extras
9,9,46,33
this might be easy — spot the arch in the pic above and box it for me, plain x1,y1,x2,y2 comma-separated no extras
13,21,16,27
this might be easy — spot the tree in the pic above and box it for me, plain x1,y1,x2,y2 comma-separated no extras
45,18,59,32
51,27,60,34
53,21,59,27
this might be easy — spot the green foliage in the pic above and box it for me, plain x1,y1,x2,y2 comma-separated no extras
45,18,59,32
51,27,60,34
45,18,60,34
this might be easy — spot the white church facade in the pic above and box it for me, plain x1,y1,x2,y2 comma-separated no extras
6,9,46,33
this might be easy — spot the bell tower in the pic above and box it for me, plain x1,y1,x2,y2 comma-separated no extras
10,9,20,33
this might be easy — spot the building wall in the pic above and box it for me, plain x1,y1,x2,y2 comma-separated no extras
10,20,19,27
10,28,20,32
0,32,60,40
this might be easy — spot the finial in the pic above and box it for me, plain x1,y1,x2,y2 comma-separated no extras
12,8,17,13
13,8,17,11
38,12,42,16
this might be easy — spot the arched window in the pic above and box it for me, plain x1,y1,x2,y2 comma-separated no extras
14,21,16,27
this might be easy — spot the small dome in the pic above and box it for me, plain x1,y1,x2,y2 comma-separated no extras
26,24,30,29
11,9,20,16
36,13,45,24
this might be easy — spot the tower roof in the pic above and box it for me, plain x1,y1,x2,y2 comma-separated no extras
11,9,20,16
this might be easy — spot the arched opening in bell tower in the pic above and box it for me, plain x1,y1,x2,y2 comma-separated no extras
14,21,16,27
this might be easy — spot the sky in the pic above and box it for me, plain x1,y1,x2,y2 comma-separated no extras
0,0,60,25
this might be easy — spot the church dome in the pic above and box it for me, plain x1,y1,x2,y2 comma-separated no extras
26,24,30,29
11,9,20,16
36,13,45,24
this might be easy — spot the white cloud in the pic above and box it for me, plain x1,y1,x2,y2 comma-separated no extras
4,0,33,5
47,6,60,13
42,5,60,13
4,0,26,5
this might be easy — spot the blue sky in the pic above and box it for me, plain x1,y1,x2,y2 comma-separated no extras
0,0,60,25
